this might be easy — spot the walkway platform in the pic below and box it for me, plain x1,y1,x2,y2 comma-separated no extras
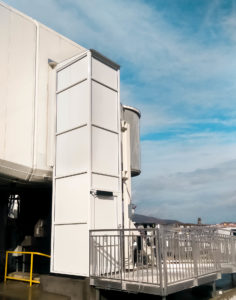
91,268,220,296
90,227,236,297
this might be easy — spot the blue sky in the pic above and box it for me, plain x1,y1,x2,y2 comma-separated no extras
4,0,236,223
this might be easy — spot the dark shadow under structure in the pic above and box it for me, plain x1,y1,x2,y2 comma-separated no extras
0,181,52,280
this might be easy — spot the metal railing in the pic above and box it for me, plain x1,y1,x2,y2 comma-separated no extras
4,251,50,286
90,227,236,294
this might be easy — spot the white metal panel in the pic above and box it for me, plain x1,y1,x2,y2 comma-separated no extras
92,81,118,132
52,50,122,277
0,2,86,182
57,57,88,91
92,58,117,90
94,197,118,229
92,127,119,176
0,5,9,159
56,127,88,177
57,81,89,133
0,7,35,167
35,25,85,172
55,174,89,224
53,224,89,276
92,174,119,192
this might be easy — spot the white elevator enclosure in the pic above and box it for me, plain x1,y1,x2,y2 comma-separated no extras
51,50,122,276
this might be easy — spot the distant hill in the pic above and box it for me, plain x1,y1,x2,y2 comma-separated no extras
133,214,182,225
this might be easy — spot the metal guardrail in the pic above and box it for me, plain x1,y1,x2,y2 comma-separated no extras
4,251,50,286
89,227,236,296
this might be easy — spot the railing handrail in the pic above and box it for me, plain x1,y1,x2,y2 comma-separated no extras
90,227,236,238
90,228,158,232
4,250,51,286
6,251,50,258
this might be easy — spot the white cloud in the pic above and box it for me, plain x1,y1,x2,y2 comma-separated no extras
140,132,236,176
133,159,236,223
132,133,236,223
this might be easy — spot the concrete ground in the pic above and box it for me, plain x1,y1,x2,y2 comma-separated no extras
0,280,211,300
0,281,215,300
0,281,69,300
1,274,236,300
213,288,236,299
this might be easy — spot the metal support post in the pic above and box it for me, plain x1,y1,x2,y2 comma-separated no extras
23,253,26,273
4,252,8,283
157,228,163,292
211,281,216,298
120,230,124,285
192,235,198,286
89,231,92,277
30,253,34,286
162,227,168,297
231,238,235,264
157,226,168,297
95,288,100,300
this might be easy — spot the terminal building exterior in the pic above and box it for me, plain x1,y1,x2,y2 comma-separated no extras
0,0,140,287
2,2,234,300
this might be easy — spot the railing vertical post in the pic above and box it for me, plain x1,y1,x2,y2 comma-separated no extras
212,235,217,271
157,228,163,292
120,230,123,285
30,253,34,286
157,226,167,297
227,237,229,263
192,234,198,285
4,251,8,283
89,230,91,277
162,226,168,296
231,237,234,264
218,236,222,268
233,237,235,264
